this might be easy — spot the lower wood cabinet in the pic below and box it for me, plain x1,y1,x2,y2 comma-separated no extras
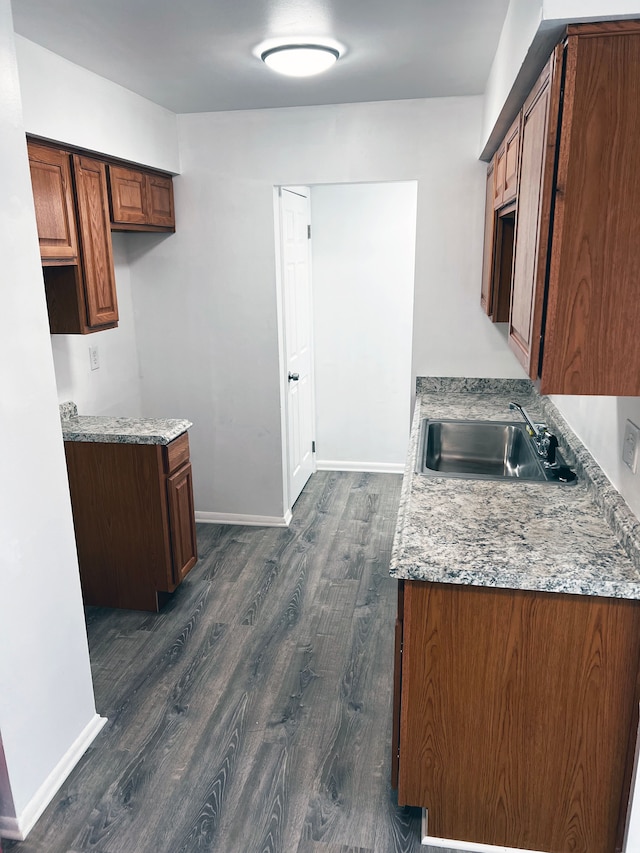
393,580,640,853
64,432,197,611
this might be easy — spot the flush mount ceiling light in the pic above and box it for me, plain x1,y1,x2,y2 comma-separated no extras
261,44,339,77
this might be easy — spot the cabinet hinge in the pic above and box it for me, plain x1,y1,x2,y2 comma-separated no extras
312,440,316,453
307,223,311,239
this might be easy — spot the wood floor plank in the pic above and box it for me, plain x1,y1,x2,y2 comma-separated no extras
297,842,373,853
4,472,407,853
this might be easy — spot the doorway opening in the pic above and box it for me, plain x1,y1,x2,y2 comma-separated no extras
276,181,418,518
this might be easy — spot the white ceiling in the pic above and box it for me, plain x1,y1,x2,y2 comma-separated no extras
10,0,510,114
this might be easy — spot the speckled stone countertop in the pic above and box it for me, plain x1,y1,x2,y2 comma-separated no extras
59,402,192,446
390,378,640,599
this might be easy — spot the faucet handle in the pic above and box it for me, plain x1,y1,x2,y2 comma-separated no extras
544,433,559,466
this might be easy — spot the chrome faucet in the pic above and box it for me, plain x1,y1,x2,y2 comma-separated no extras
509,402,558,466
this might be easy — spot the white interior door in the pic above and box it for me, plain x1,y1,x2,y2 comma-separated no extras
280,186,315,507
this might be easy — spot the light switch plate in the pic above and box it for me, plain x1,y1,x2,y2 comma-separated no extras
623,419,640,473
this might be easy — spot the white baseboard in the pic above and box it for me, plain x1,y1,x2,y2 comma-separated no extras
315,460,405,474
422,810,548,852
195,510,292,528
0,713,107,841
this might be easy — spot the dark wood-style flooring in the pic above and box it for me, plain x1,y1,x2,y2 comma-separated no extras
5,471,452,853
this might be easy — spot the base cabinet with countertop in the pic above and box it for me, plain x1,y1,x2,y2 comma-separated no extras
391,377,640,853
393,579,640,853
63,418,197,612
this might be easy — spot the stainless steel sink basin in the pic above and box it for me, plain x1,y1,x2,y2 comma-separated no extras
416,419,576,483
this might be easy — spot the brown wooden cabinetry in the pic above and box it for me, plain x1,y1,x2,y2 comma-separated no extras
393,579,640,853
493,116,520,209
73,155,119,328
64,432,197,611
27,143,79,263
537,22,640,394
27,138,176,334
108,164,175,231
28,141,119,334
482,115,519,321
484,21,640,394
508,53,558,376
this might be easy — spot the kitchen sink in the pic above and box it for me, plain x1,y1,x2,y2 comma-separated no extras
416,418,576,483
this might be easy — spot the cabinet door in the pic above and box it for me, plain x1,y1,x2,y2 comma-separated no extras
27,143,78,263
540,26,640,395
494,118,520,209
508,54,559,375
146,174,175,228
108,165,147,224
167,463,197,583
398,581,640,853
502,117,520,205
493,143,506,208
73,155,119,328
480,163,496,316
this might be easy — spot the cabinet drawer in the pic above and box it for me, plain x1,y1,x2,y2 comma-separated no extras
164,432,190,474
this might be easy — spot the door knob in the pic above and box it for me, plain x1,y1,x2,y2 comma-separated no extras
288,372,300,382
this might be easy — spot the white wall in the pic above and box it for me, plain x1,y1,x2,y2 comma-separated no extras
0,0,101,838
551,396,640,520
14,38,183,416
126,97,525,521
544,0,640,17
481,0,543,154
311,182,417,472
50,235,143,416
15,36,180,173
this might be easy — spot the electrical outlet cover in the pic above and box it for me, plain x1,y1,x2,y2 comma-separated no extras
623,419,640,473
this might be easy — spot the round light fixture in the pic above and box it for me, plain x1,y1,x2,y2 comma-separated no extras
261,44,339,77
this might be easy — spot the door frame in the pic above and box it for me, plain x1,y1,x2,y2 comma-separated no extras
274,185,317,521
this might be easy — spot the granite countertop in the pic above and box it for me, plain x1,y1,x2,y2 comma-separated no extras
59,402,192,446
390,378,640,600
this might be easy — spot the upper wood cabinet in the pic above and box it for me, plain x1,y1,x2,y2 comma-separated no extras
28,138,176,333
482,21,640,395
146,173,175,228
493,116,520,209
538,22,640,394
108,164,175,231
73,155,119,328
28,141,119,334
28,143,79,263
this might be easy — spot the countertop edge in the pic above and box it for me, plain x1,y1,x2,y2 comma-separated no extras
59,404,193,446
391,377,640,599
